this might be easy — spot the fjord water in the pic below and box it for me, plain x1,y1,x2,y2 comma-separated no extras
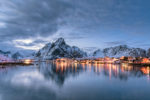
0,62,150,100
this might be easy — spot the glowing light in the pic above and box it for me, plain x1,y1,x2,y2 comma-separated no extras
142,58,150,64
141,67,150,75
24,59,32,64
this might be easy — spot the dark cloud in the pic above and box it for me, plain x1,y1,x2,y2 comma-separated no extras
0,0,72,41
0,0,145,41
0,0,150,51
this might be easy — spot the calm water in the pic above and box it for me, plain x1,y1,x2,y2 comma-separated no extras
0,62,150,100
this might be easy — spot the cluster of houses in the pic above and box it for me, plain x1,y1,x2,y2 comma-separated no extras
54,56,150,65
119,56,150,64
0,54,34,65
53,58,74,63
75,57,119,64
0,54,12,62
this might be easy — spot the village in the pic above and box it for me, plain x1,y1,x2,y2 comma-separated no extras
0,55,34,65
1,53,150,66
54,56,150,65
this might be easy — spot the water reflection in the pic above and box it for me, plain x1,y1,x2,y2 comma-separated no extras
0,63,150,100
38,62,85,86
37,62,150,86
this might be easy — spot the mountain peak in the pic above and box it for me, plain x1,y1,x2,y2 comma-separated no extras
35,38,87,59
54,38,66,45
94,45,146,57
118,45,128,48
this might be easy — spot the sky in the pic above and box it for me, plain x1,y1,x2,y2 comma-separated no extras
0,0,150,52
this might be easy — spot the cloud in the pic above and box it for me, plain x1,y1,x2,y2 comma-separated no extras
0,0,150,50
0,0,72,41
104,41,127,46
1,0,142,40
13,39,48,50
0,0,73,50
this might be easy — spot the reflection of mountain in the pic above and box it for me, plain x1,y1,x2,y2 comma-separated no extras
38,62,85,86
101,64,146,80
37,62,150,85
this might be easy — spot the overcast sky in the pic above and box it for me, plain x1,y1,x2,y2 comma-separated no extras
0,0,150,52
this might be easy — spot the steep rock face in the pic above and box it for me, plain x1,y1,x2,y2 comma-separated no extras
70,46,87,58
35,43,52,58
93,49,104,57
93,45,147,58
35,38,87,59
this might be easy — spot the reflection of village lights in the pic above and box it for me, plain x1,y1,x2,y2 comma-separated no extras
109,64,111,80
141,67,150,75
89,63,92,72
53,58,150,82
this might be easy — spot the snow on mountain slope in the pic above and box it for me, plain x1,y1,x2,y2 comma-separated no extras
35,38,87,60
93,45,147,58
93,49,104,57
1,39,149,60
0,49,35,60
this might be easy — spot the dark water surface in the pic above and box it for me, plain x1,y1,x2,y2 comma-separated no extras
0,62,150,100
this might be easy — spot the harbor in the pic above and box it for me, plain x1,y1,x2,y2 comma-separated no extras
0,59,34,66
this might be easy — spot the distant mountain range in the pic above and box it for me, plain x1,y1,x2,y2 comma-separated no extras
35,38,150,59
1,38,150,60
36,38,150,59
93,45,148,58
0,50,34,60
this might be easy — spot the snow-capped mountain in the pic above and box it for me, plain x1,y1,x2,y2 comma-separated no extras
93,45,147,58
1,39,149,60
0,49,34,60
0,50,11,58
93,49,105,57
35,38,87,60
0,50,12,61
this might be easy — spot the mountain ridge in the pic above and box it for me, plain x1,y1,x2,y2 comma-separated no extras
93,45,147,58
35,38,87,60
1,38,150,60
35,38,150,59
